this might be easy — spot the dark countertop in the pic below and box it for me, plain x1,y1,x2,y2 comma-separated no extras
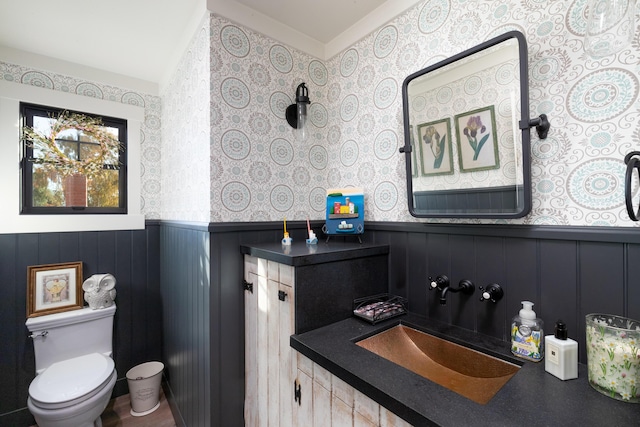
291,313,639,427
240,241,389,266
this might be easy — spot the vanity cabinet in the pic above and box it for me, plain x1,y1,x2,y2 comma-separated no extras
242,242,392,427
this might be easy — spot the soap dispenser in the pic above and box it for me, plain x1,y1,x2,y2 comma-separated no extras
511,301,544,362
545,320,578,380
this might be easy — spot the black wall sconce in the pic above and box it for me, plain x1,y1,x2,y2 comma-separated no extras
286,83,310,141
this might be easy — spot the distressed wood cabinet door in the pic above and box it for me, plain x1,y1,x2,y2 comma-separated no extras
244,256,296,427
244,256,259,426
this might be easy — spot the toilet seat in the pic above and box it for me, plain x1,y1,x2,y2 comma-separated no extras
29,353,115,410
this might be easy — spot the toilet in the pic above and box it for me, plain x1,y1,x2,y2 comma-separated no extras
26,304,117,427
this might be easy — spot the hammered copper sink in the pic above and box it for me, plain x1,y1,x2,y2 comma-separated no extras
356,325,521,405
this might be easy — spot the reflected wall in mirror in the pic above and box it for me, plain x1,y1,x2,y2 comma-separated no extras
401,31,546,218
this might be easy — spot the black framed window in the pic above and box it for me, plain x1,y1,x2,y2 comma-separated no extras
20,103,127,214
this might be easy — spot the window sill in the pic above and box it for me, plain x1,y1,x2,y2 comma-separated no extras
1,214,145,234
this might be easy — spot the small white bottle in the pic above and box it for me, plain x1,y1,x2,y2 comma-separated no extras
511,301,544,362
545,320,578,380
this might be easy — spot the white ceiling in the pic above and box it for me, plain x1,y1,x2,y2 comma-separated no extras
0,0,420,86
231,0,388,43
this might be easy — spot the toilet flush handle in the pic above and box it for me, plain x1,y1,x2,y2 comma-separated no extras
29,331,48,339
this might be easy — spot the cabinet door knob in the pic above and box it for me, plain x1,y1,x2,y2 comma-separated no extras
278,290,287,301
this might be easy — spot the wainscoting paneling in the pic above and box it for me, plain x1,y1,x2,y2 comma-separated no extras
4,220,638,427
159,222,315,427
200,221,639,427
160,224,211,427
366,223,640,364
0,225,161,427
406,232,428,318
629,243,640,326
211,231,246,427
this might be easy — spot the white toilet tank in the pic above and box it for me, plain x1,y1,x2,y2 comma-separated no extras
26,304,116,374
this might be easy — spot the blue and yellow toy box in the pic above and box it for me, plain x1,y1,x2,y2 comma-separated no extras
325,188,364,236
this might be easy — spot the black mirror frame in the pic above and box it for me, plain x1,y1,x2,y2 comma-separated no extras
401,31,547,219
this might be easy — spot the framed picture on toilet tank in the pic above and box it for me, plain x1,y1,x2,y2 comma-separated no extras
27,262,83,318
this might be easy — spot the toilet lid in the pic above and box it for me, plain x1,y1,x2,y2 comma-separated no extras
29,353,114,405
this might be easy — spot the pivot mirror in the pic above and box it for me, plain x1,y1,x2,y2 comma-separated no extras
401,31,548,218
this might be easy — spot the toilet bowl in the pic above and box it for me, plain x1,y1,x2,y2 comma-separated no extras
27,353,116,427
26,305,117,427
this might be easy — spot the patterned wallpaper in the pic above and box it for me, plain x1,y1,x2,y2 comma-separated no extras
161,17,211,222
171,0,637,226
323,0,640,226
4,0,640,226
0,63,163,219
205,16,331,222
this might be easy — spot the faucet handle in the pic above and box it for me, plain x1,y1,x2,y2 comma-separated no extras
479,283,503,303
428,275,449,291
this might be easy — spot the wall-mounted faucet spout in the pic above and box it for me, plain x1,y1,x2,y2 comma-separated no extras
438,279,475,305
428,275,450,304
439,287,450,305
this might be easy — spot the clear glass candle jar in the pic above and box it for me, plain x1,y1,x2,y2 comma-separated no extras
584,0,636,57
586,314,640,402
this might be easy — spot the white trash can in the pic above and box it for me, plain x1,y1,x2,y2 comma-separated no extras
126,361,164,416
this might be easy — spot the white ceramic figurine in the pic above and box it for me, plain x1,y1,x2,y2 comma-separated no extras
82,273,117,309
